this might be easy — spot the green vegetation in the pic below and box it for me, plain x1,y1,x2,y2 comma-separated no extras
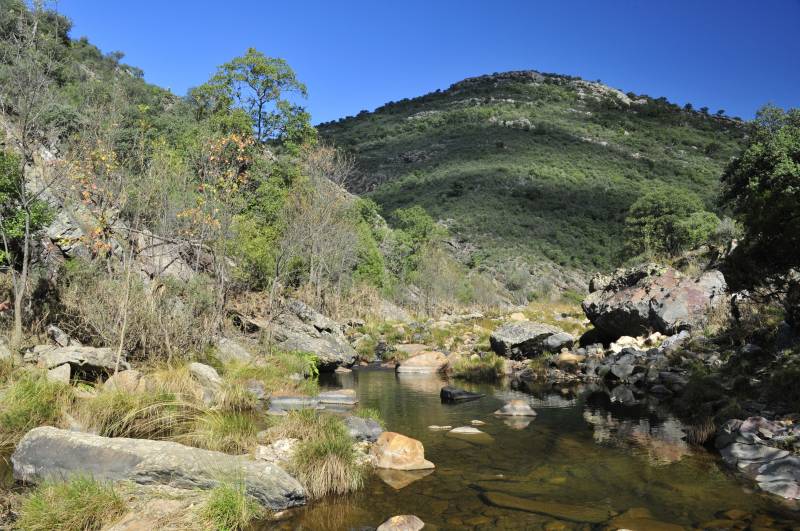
354,406,385,427
0,370,72,450
200,479,264,531
16,476,126,531
452,352,505,381
178,410,260,454
319,72,746,283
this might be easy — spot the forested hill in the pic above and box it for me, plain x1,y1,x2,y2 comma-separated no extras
318,71,748,284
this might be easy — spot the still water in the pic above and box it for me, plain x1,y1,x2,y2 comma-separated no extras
281,368,799,530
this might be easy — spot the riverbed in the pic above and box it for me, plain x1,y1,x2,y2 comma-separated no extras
280,368,798,530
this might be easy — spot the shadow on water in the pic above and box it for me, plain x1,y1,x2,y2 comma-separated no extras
276,369,799,530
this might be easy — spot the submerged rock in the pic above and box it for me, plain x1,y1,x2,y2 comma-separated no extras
377,514,425,531
269,394,322,411
375,468,434,490
440,386,484,402
481,491,612,523
494,399,537,417
12,427,306,510
371,432,434,471
318,388,358,405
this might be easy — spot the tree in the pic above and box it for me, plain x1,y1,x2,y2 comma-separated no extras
624,187,719,258
193,48,312,144
0,2,64,343
721,105,800,325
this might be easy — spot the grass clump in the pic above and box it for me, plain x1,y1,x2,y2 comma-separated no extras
222,351,320,397
354,406,385,427
78,388,189,439
452,352,505,381
16,476,126,531
0,370,72,451
177,410,259,454
200,479,264,531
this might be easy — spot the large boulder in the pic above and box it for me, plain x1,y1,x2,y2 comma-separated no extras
489,321,565,359
371,432,434,471
270,299,357,371
12,427,306,510
582,263,727,338
24,345,129,374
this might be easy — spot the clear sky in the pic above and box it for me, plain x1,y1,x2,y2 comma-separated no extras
57,0,800,124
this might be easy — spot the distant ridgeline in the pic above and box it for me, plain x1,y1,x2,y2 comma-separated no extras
318,70,747,288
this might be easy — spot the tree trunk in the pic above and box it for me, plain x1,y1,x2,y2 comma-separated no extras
12,213,31,345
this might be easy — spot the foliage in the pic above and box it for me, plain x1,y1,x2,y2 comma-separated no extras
354,406,385,428
721,105,800,321
624,186,719,257
452,352,505,381
16,476,126,531
0,370,72,450
200,479,264,531
178,410,259,454
78,387,189,439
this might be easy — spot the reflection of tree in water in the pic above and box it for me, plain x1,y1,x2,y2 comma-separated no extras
583,408,692,465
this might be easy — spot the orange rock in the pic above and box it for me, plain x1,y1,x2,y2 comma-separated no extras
371,432,435,470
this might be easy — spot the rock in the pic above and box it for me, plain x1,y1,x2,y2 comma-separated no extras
377,514,425,531
46,324,76,347
608,508,684,531
396,351,448,374
394,344,430,357
448,426,485,435
254,438,298,466
11,427,306,510
471,420,486,426
318,389,358,405
610,385,637,406
589,272,611,293
481,491,612,523
378,300,413,323
215,337,253,364
554,352,585,371
334,366,352,374
105,369,145,393
440,386,484,402
427,425,452,431
0,337,11,360
490,321,565,359
47,363,71,384
371,432,434,470
270,299,357,371
508,312,528,321
494,399,537,417
24,345,128,374
582,263,727,337
269,394,321,411
188,362,222,395
344,416,384,442
660,330,691,352
542,332,575,352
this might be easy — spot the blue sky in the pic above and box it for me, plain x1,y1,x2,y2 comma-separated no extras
58,0,800,124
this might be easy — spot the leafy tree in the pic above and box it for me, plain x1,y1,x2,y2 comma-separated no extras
191,48,313,144
624,187,718,257
721,105,800,325
389,206,445,277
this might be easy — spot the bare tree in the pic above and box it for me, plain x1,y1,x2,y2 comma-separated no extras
0,2,64,344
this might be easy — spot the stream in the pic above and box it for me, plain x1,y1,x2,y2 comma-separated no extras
280,368,798,530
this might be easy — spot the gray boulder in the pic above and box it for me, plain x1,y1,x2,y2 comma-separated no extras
12,427,306,510
582,264,727,338
270,299,357,371
490,321,565,359
344,416,384,442
215,337,254,364
24,345,128,373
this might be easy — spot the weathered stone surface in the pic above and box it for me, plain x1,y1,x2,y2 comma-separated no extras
396,351,448,374
254,438,298,466
46,324,76,347
481,491,612,523
554,352,585,371
344,416,384,442
542,332,575,352
377,514,425,531
318,388,358,405
215,337,254,364
269,394,321,411
582,263,727,337
24,345,128,373
270,299,357,371
47,363,71,384
394,344,430,357
105,369,145,393
494,399,537,417
490,321,564,359
12,427,306,510
448,426,484,435
440,386,484,402
188,362,222,392
371,432,434,471
608,508,684,531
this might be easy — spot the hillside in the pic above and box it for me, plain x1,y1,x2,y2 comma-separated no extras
318,71,748,289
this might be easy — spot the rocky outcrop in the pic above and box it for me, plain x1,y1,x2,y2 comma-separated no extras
12,427,306,510
716,417,800,500
396,351,448,374
24,345,128,374
490,321,568,359
371,432,434,470
582,263,727,338
270,299,357,371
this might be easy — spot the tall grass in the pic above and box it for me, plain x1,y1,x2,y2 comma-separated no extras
452,352,505,381
177,410,259,454
16,476,126,531
77,388,190,439
199,479,264,531
0,371,72,451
